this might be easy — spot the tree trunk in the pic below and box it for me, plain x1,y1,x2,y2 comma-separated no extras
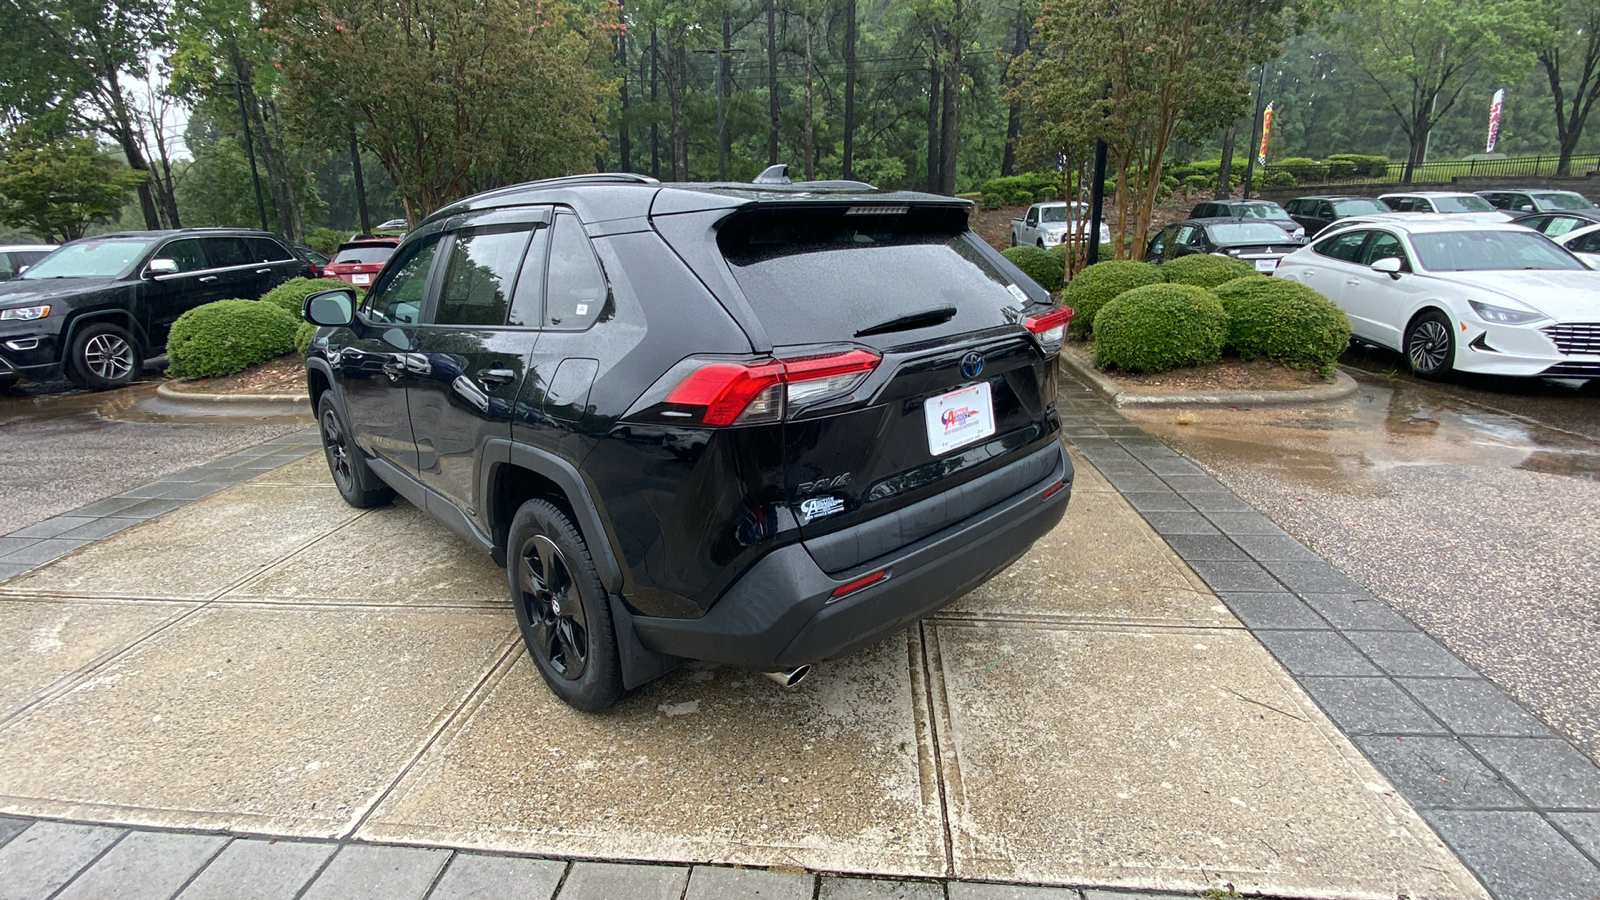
668,42,688,180
938,3,962,196
618,9,630,173
106,86,160,229
767,0,779,166
1000,7,1026,178
1215,125,1236,199
650,27,661,179
842,0,856,180
721,12,733,172
926,56,941,192
803,10,815,180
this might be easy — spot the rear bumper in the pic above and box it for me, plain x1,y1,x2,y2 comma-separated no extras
630,442,1072,669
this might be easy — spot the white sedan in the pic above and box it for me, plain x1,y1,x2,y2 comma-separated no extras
1275,214,1600,379
1553,223,1600,269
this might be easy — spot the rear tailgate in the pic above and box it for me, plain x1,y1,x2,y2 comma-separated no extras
677,200,1065,572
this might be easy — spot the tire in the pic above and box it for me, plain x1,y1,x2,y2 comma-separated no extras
508,499,623,711
1036,238,1046,249
1404,309,1455,380
67,322,141,390
317,394,394,509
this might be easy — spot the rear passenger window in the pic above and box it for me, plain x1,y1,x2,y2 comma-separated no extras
543,213,608,330
433,225,533,327
247,237,293,262
508,227,550,328
202,237,255,268
157,239,207,272
1314,230,1369,262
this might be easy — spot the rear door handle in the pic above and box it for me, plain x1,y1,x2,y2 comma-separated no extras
1345,279,1361,286
476,367,516,385
256,268,272,274
198,275,218,283
381,358,407,381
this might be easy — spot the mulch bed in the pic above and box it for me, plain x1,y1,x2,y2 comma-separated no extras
165,355,306,396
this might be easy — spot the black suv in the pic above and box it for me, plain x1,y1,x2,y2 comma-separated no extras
302,172,1074,710
1282,195,1391,238
0,229,311,390
1186,200,1304,239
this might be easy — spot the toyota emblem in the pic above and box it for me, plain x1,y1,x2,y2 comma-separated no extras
960,351,984,380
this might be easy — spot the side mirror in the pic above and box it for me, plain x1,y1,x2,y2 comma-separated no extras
1371,257,1404,278
16,265,28,275
304,287,357,327
146,258,179,277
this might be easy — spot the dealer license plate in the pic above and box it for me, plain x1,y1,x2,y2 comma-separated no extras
925,382,996,456
352,273,371,285
1254,258,1278,273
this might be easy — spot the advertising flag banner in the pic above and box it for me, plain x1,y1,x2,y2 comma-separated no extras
1486,89,1505,153
1257,102,1274,165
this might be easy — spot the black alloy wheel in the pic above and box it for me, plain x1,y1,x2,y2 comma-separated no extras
1405,310,1456,380
507,499,622,711
316,394,394,508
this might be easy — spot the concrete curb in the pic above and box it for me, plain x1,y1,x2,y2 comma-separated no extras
1058,344,1359,408
156,381,309,412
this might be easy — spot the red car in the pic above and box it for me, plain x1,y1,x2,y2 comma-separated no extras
322,237,401,287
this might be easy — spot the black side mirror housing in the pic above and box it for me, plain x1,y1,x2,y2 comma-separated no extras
304,287,357,327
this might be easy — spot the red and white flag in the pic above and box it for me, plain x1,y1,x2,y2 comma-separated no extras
1486,89,1505,154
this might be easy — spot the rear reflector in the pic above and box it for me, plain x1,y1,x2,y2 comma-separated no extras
830,568,887,599
664,349,880,426
1040,480,1067,500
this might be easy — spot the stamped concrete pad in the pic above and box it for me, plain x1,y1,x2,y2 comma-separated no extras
4,484,366,600
0,604,515,837
929,623,1486,899
0,598,193,721
948,491,1230,628
360,633,945,878
226,501,506,607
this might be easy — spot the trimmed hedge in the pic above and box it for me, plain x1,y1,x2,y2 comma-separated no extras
979,171,1061,208
1325,153,1390,177
1001,246,1065,292
166,299,299,379
261,277,364,319
295,321,317,355
1061,259,1163,338
1158,254,1257,289
1213,275,1351,376
305,227,349,255
1092,284,1227,373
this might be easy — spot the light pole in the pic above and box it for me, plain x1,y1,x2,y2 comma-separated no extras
223,81,270,233
1240,63,1269,200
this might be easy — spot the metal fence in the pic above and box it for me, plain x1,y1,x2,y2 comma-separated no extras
1261,153,1600,187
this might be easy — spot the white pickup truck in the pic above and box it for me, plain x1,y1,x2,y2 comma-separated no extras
1010,201,1112,249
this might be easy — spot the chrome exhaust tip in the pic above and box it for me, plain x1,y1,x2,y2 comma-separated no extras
762,665,811,688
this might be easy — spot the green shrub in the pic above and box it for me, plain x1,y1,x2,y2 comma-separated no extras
1158,254,1257,289
982,194,1003,210
306,227,349,255
1213,275,1351,376
978,171,1062,208
167,299,299,379
1272,157,1330,182
1001,246,1065,292
1263,169,1298,188
1325,153,1389,177
1324,158,1358,180
1092,284,1227,373
1061,259,1163,338
261,277,364,320
295,321,317,355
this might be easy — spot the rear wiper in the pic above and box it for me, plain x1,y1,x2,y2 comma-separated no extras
855,305,957,338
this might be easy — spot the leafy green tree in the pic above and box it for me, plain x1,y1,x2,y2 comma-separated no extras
1330,0,1549,181
1536,0,1600,175
1025,0,1305,259
0,124,148,241
268,0,619,220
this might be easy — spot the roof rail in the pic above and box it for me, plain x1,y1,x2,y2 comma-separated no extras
524,173,661,189
793,179,876,190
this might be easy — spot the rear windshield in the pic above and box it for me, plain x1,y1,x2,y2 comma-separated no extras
1533,192,1597,211
1411,230,1587,272
1209,222,1294,244
1233,202,1290,220
1332,199,1389,216
1039,204,1087,223
1432,195,1495,213
332,245,395,264
719,206,1023,345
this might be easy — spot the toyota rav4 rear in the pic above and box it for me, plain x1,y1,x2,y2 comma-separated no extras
303,173,1073,711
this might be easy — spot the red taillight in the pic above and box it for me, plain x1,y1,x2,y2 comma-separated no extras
1023,306,1073,353
830,568,887,599
664,349,880,426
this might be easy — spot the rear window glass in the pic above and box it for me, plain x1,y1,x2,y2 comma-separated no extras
718,206,1021,344
1208,222,1293,243
1432,195,1495,213
332,244,396,264
1332,199,1389,216
1234,202,1290,220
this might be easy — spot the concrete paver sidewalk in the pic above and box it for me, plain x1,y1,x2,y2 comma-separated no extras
0,391,1551,898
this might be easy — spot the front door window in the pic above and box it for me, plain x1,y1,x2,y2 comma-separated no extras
365,235,441,325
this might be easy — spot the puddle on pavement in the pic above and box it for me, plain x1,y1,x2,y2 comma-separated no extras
1124,370,1600,493
0,381,309,427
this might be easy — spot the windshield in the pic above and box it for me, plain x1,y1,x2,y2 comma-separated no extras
1433,195,1496,213
1038,204,1086,223
332,245,396,265
20,240,154,279
1235,202,1290,220
1411,230,1587,272
1332,199,1389,216
1209,222,1295,244
1533,192,1597,211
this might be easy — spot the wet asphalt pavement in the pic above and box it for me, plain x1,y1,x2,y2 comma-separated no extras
0,376,309,535
1125,344,1600,763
